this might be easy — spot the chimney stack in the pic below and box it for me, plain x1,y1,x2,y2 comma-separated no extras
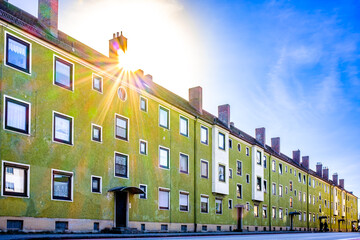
316,162,323,177
301,156,309,169
38,0,59,37
109,31,127,61
134,69,144,79
339,179,344,189
333,173,338,185
189,87,203,114
255,127,266,146
323,167,329,181
144,74,152,82
292,150,300,165
271,137,280,154
218,104,230,128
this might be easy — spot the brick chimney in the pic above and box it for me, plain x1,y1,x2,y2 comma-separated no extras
316,162,322,177
301,156,309,169
134,69,144,79
323,167,329,181
271,137,280,154
292,150,300,165
339,179,344,189
218,104,230,128
189,87,203,114
109,31,127,61
333,173,338,185
255,127,266,146
144,74,152,82
38,0,58,37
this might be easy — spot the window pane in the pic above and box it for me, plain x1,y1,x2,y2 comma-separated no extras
7,100,27,131
159,190,169,209
55,59,71,87
180,154,188,173
218,165,225,182
159,148,169,168
53,174,70,198
201,161,208,177
140,141,146,154
4,166,25,194
115,116,127,140
180,117,188,136
180,193,188,210
7,37,28,70
201,196,208,212
215,199,222,214
159,108,168,128
200,127,208,144
54,115,71,143
218,133,225,149
140,98,146,111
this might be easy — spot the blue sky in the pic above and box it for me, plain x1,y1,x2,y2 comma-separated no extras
10,0,360,207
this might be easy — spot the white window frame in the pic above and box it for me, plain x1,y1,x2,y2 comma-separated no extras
140,96,148,112
139,184,147,199
246,147,249,156
114,151,129,179
237,183,242,199
246,174,250,184
179,152,189,174
200,159,209,179
92,73,103,93
4,31,32,75
179,115,189,137
236,160,242,176
215,198,223,215
139,139,148,155
229,168,233,179
3,95,31,136
159,146,170,170
91,123,102,143
52,111,74,146
53,54,75,91
114,113,129,142
1,160,30,198
91,175,102,194
158,187,170,210
159,105,170,129
200,125,209,145
179,191,189,212
51,168,74,202
228,198,233,209
200,194,209,214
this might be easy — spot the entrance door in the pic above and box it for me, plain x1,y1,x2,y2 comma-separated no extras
115,192,127,228
237,207,243,231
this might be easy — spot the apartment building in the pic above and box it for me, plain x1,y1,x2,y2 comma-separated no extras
0,0,358,233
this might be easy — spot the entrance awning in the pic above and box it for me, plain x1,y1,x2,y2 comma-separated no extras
235,204,245,208
319,216,327,219
108,186,145,194
338,219,345,222
289,211,300,216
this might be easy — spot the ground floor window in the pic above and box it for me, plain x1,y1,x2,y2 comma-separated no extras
201,195,209,213
179,191,189,211
2,161,29,197
215,198,222,214
52,170,73,201
159,188,170,210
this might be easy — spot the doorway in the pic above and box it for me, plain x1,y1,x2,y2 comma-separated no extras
237,207,243,231
115,191,127,228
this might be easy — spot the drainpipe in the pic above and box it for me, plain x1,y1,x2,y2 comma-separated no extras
268,154,272,231
330,185,332,231
306,173,309,231
194,117,198,232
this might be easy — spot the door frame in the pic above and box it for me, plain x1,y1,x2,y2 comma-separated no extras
114,191,129,228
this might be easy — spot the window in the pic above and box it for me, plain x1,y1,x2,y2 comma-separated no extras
290,168,292,174
54,56,73,90
229,168,233,179
263,206,268,218
200,126,208,144
279,163,283,175
279,208,283,219
286,208,288,216
115,114,128,141
4,96,30,134
179,192,189,211
92,74,102,93
254,204,259,217
218,132,225,150
159,106,169,129
298,172,301,182
246,174,250,184
55,221,68,231
140,140,147,155
140,96,147,112
289,181,293,191
246,202,250,211
117,87,127,101
91,124,102,142
139,184,147,199
272,183,276,195
309,177,312,186
53,112,73,145
179,153,189,174
290,197,293,207
5,33,30,73
256,177,262,191
200,160,208,178
215,198,222,214
256,151,261,165
272,207,276,219
299,212,302,221
179,116,188,137
237,143,241,152
294,190,297,196
161,224,168,231
218,164,225,182
200,195,209,213
279,185,283,197
236,161,242,176
263,180,267,193
246,147,249,156
228,199,233,209
159,147,170,169
272,160,276,172
303,175,306,184
303,192,306,203
91,176,101,193
159,188,170,210
52,170,72,201
237,184,242,199
202,225,207,231
7,220,23,230
313,179,315,188
285,166,287,172
229,139,233,149
114,152,128,178
285,186,288,194
299,191,301,201
263,156,267,168
2,161,29,197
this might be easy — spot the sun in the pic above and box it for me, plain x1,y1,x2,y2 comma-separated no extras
117,49,137,72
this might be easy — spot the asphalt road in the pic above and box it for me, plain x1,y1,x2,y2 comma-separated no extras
70,233,360,240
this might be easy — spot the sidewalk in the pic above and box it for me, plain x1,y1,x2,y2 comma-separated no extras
0,231,308,240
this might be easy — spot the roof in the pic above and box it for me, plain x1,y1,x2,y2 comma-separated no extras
0,1,357,198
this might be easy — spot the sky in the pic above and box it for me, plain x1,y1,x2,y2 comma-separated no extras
10,0,360,210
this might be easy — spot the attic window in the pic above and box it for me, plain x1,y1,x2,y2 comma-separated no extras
118,87,127,101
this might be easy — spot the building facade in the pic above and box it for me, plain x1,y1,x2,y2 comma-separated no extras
0,0,358,233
